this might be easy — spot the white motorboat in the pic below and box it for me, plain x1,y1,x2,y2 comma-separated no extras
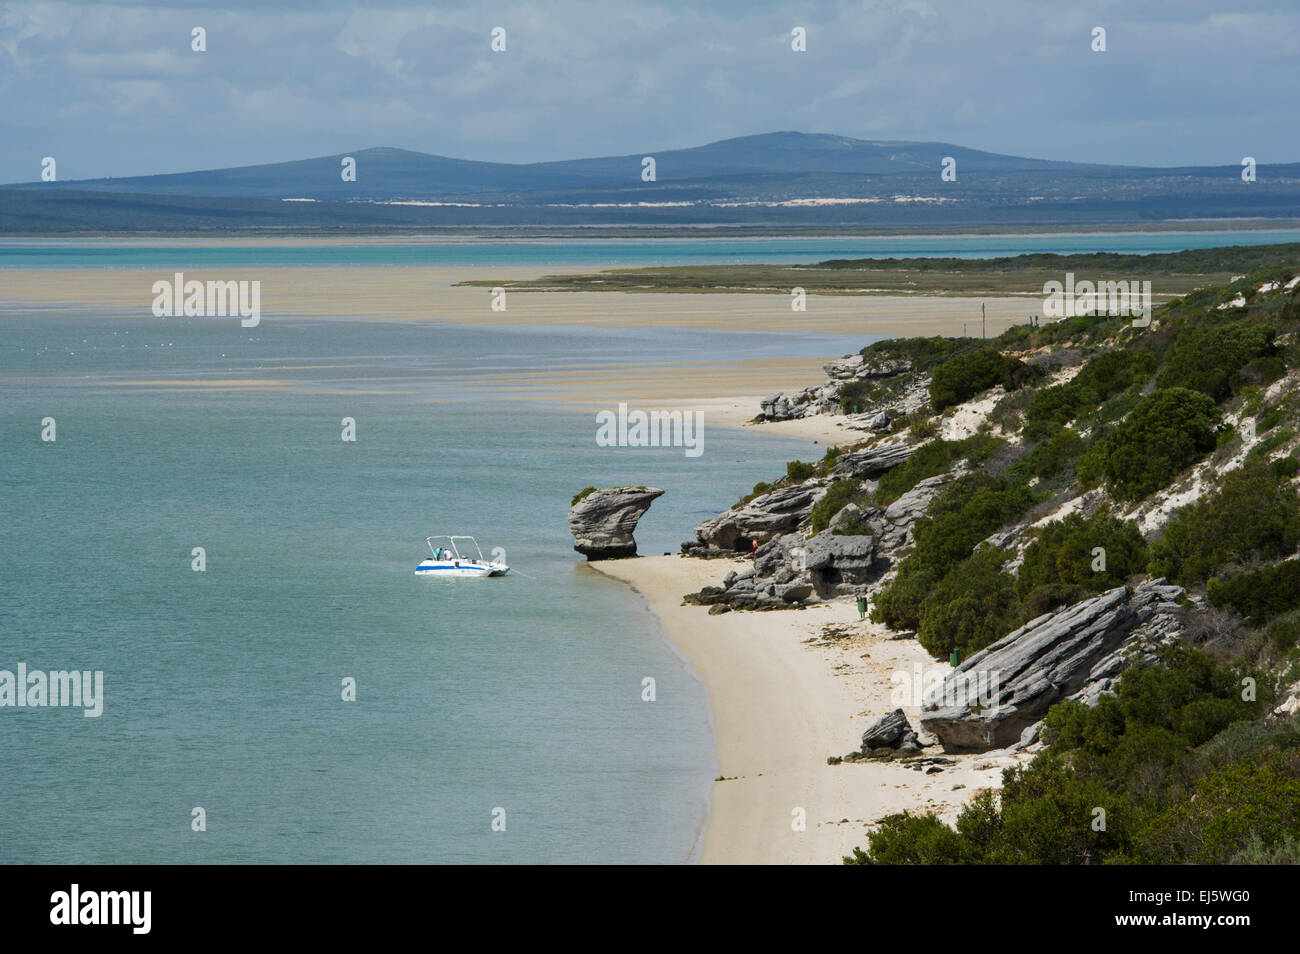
414,535,509,578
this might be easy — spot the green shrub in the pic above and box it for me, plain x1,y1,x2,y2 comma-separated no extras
1024,349,1155,438
1077,388,1219,501
1141,759,1300,864
1208,560,1300,625
929,348,1037,412
917,545,1023,657
786,459,815,482
1017,512,1148,607
872,473,1035,640
1011,427,1087,483
837,379,883,413
570,486,598,506
1148,457,1300,583
809,479,861,533
1228,832,1300,865
1155,322,1279,401
843,811,969,865
1272,455,1300,480
846,648,1273,865
908,417,938,440
861,335,972,372
871,434,1002,505
733,480,773,508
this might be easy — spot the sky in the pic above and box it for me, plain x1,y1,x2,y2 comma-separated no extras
1,0,1298,183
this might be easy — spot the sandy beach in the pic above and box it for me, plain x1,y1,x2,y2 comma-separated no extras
590,554,1024,865
2,265,1035,416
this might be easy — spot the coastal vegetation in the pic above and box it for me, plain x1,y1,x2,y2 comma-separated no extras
673,248,1300,865
845,647,1288,865
461,244,1300,298
836,257,1300,866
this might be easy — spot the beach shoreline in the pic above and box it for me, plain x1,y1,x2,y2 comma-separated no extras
589,553,1024,865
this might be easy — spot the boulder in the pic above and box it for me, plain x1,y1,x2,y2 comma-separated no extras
861,708,913,749
802,529,880,596
692,483,825,551
568,486,664,560
920,580,1186,751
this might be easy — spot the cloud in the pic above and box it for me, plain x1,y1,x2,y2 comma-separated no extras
1,0,1297,182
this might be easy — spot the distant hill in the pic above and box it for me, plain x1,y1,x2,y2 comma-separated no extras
2,131,1298,232
3,132,1115,200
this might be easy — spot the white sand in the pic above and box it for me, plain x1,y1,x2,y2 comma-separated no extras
591,555,1023,865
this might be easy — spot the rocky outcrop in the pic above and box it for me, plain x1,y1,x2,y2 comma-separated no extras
568,486,664,560
759,352,912,422
827,442,914,479
682,559,816,611
686,483,825,553
861,709,920,750
802,530,882,596
681,458,968,610
831,709,924,763
920,580,1186,752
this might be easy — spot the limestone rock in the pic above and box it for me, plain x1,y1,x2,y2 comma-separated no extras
568,486,664,560
691,483,824,551
828,442,914,479
920,580,1186,752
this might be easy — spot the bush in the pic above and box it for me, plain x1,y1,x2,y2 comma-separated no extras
844,811,969,865
1017,512,1149,607
1077,388,1219,501
1011,427,1087,483
786,459,815,482
1272,455,1300,480
1141,759,1300,864
1155,322,1279,401
1208,560,1300,625
1024,349,1155,438
1147,457,1300,583
861,335,972,372
917,545,1023,657
1228,832,1300,865
846,647,1275,865
872,473,1035,639
837,379,884,413
929,348,1037,412
809,479,861,533
871,434,1002,505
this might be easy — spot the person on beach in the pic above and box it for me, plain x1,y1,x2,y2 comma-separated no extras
750,538,758,560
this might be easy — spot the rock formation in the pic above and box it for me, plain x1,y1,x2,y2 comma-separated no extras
568,486,664,560
920,580,1187,752
686,483,824,553
758,352,917,422
681,458,967,610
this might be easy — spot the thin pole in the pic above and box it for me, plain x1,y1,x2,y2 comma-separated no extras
982,302,986,339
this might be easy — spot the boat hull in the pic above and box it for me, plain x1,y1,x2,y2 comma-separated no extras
414,560,509,578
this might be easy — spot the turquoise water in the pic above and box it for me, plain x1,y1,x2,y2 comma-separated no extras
0,308,828,864
3,229,1300,269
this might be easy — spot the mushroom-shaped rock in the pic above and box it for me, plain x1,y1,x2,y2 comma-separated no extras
569,486,664,560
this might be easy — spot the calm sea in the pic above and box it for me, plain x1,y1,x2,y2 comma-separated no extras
0,303,840,864
3,229,1300,269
